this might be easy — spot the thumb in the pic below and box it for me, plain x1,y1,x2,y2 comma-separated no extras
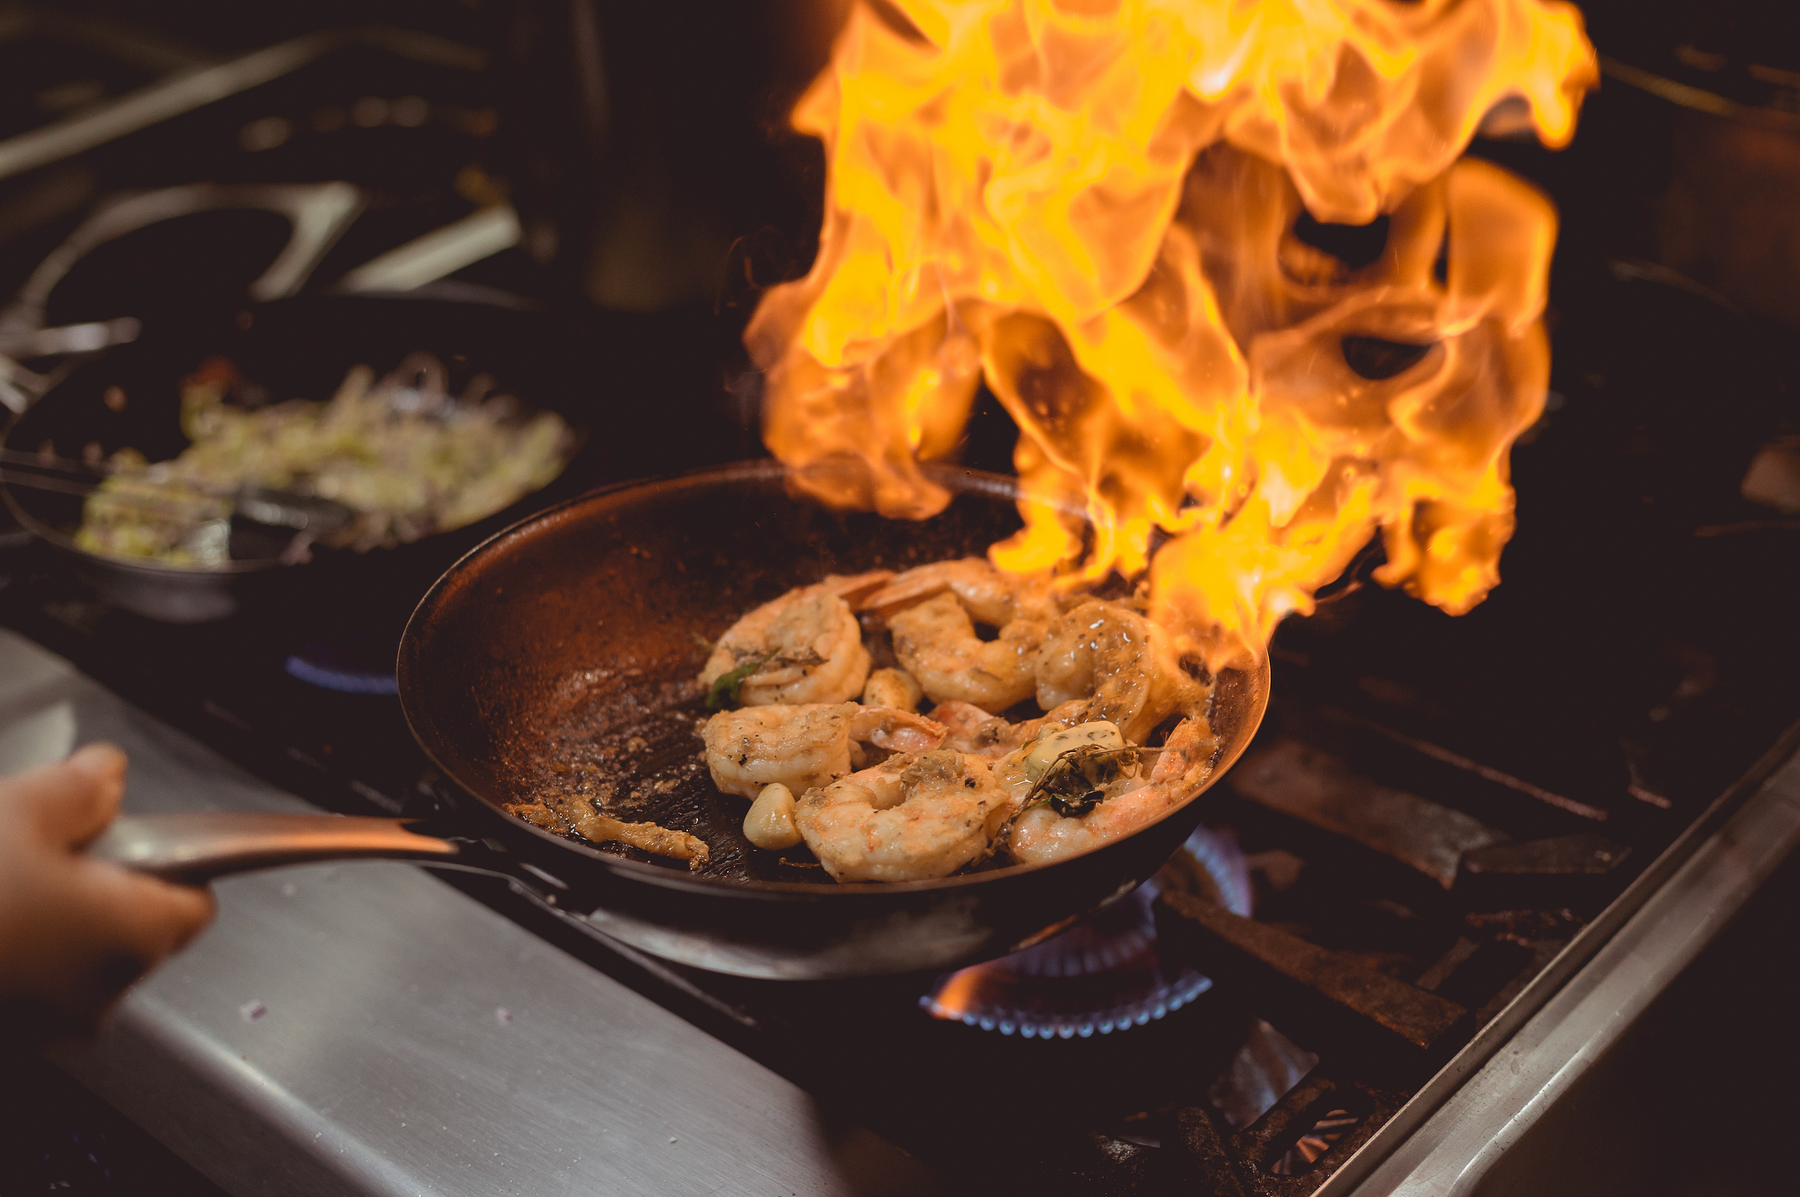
77,863,216,965
8,743,127,848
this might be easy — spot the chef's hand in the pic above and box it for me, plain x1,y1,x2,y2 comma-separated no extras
0,744,213,1043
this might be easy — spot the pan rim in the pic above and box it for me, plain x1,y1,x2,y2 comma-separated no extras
0,478,289,576
1,399,281,576
397,458,1271,898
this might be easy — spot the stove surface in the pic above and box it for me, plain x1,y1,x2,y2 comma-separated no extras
0,8,1797,1195
3,240,1794,1193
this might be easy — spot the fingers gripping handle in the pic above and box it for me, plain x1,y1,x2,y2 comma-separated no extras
87,813,460,884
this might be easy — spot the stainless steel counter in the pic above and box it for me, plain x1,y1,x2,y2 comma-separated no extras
1338,722,1800,1195
0,628,945,1197
1346,740,1800,1195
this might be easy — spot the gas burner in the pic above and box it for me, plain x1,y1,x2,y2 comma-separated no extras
283,640,399,695
920,826,1253,1039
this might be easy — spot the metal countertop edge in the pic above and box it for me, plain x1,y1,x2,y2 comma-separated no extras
1328,726,1800,1196
52,991,433,1195
0,628,949,1197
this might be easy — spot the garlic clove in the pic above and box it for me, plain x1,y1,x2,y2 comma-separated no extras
744,782,802,849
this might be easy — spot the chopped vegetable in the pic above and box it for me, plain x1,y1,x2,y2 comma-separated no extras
74,357,574,568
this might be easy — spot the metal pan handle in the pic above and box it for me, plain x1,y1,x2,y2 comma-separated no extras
87,812,460,884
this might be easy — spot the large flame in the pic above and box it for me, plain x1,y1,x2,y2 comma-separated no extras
747,0,1597,667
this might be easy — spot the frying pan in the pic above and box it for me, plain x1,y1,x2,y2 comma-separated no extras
1,292,594,623
92,461,1270,979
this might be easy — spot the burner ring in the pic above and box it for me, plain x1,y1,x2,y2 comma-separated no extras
283,641,400,695
921,826,1252,1038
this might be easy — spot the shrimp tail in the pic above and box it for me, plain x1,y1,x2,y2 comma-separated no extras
823,569,897,609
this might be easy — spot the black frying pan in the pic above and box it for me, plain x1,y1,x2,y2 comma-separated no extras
1,293,595,623
94,461,1269,980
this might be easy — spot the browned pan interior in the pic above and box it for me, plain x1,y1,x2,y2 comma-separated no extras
401,461,1265,891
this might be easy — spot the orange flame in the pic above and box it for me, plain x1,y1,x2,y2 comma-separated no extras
747,0,1597,667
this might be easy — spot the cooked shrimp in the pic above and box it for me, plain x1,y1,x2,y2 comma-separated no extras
796,749,1010,881
868,558,1062,712
1033,599,1205,742
699,571,891,706
702,702,945,799
931,699,1014,757
861,557,1059,624
1004,715,1219,867
888,591,1048,713
932,697,1091,758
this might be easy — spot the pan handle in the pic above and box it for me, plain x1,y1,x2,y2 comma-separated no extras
87,812,460,884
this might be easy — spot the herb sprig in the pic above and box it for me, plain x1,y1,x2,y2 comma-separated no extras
1018,744,1156,818
705,655,769,710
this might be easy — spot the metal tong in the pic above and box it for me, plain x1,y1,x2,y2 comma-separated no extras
0,445,356,536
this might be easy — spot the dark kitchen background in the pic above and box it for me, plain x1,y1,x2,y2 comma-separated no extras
0,0,1795,1194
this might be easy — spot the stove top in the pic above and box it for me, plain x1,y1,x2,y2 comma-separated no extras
1,10,1797,1195
4,238,1795,1194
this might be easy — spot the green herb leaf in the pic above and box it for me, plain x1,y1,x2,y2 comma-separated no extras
705,656,768,710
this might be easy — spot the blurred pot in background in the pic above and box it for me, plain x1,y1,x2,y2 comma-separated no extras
1588,0,1800,328
1656,111,1800,328
493,0,847,312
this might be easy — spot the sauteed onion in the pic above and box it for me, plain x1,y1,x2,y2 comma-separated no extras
74,355,574,567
